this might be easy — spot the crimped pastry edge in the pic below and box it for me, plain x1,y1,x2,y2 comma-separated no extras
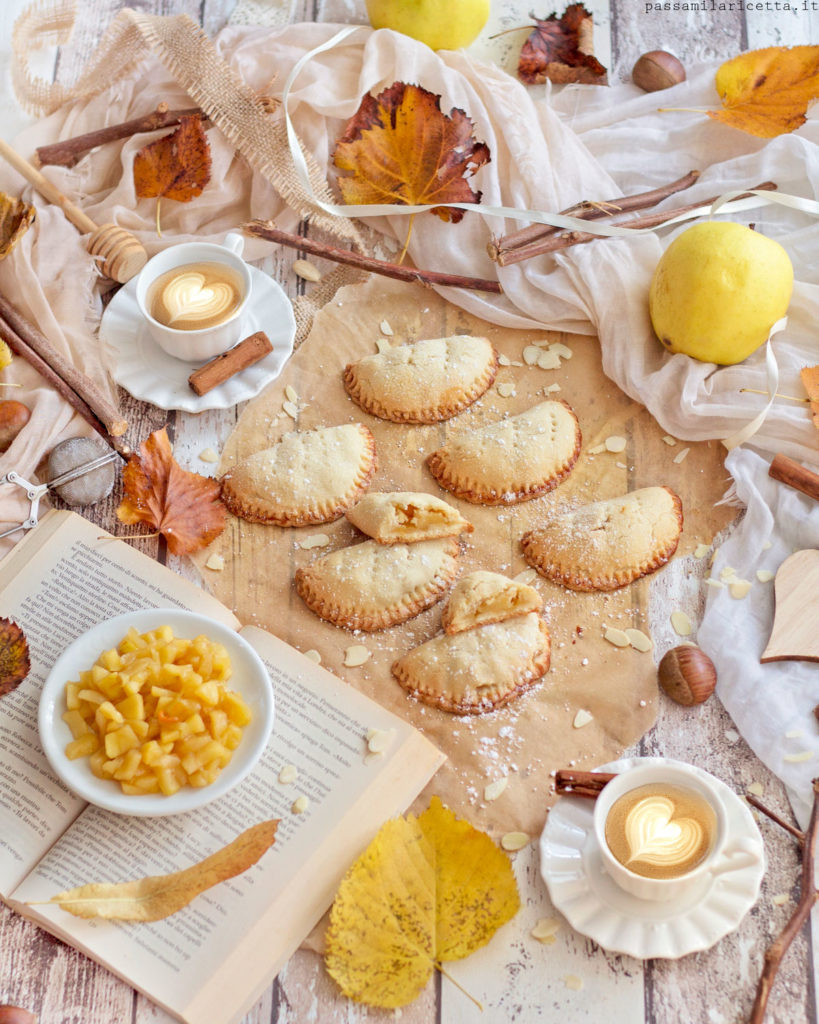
392,618,551,715
220,424,377,526
520,486,684,592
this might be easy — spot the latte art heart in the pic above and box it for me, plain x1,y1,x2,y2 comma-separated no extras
148,261,245,332
623,795,702,868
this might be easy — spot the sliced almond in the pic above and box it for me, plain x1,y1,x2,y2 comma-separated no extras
293,258,321,282
531,917,561,942
514,568,539,585
484,777,509,802
725,729,740,743
603,627,630,648
625,627,653,652
694,543,710,558
729,579,752,599
283,400,299,419
379,319,394,336
762,540,772,550
588,443,606,455
784,751,813,763
756,569,775,583
536,349,561,370
670,610,693,637
673,447,691,464
298,533,330,550
522,344,540,366
278,764,298,785
545,382,562,393
662,435,677,446
704,578,726,589
786,729,804,739
747,781,764,796
500,831,530,852
564,975,584,992
291,794,310,814
205,553,225,571
605,435,627,453
573,709,593,728
497,381,516,398
366,727,395,754
549,342,573,359
302,649,321,664
772,893,790,906
198,447,219,463
497,353,511,366
375,337,392,354
344,644,371,668
719,566,738,581
284,384,299,404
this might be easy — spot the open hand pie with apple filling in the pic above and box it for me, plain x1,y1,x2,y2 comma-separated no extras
343,335,498,423
294,536,461,631
426,399,581,505
220,422,377,526
345,491,473,544
392,612,551,715
442,570,543,634
520,485,683,591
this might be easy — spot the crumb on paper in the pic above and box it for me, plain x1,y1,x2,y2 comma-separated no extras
298,533,330,550
729,579,752,599
625,627,652,652
199,447,219,463
725,729,740,743
670,610,693,637
605,435,627,453
673,447,691,464
756,569,775,583
747,781,764,796
302,648,321,664
603,627,630,648
573,709,593,729
204,553,225,571
379,319,393,336
497,381,516,398
484,776,509,802
531,917,561,942
366,727,395,754
283,400,299,419
662,435,677,446
500,831,530,852
694,543,710,559
291,795,310,814
564,975,584,992
784,751,814,763
278,764,298,785
344,644,371,668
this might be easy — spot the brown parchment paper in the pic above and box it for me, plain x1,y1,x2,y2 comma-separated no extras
196,275,735,836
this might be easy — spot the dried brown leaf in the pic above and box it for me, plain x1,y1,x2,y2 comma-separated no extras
519,4,607,85
0,194,34,260
47,819,279,921
133,115,212,203
0,618,30,697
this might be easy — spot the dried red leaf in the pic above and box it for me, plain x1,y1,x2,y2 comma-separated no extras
117,427,226,556
333,82,490,224
0,618,30,698
519,4,607,85
133,115,212,203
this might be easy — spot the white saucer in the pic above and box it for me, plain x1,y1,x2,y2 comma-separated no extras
539,757,765,959
100,266,296,412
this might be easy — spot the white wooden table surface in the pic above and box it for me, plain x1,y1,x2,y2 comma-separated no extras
1,1,818,1022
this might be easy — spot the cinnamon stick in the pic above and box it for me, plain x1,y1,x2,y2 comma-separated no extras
768,453,819,504
494,182,777,267
555,769,616,798
243,222,503,294
0,293,128,446
488,170,701,261
188,331,273,396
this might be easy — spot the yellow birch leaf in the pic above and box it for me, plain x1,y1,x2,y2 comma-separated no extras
324,796,520,1008
709,46,819,137
44,819,278,922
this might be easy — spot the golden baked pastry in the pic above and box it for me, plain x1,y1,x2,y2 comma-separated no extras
343,335,498,423
426,399,581,505
520,486,683,592
392,612,551,714
346,491,473,544
442,570,543,634
220,423,377,526
294,537,460,631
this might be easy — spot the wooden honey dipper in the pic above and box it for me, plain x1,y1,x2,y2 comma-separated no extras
0,137,147,283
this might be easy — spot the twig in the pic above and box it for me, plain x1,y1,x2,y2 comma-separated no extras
745,792,805,845
493,181,777,267
749,778,819,1024
243,222,503,294
555,768,615,799
488,170,700,260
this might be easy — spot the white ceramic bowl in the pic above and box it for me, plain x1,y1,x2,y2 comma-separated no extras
38,608,274,817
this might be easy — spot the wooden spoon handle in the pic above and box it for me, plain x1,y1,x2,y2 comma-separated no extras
0,137,99,235
769,453,819,503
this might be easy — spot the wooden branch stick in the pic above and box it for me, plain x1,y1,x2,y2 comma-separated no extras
488,170,701,260
555,769,616,798
0,293,128,449
768,453,819,504
244,222,503,293
494,182,777,267
749,778,819,1024
745,792,805,844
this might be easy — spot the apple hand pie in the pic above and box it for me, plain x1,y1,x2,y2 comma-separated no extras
426,399,581,505
520,485,683,592
295,536,460,631
392,612,551,715
346,491,473,544
343,335,498,423
442,570,543,634
220,423,377,527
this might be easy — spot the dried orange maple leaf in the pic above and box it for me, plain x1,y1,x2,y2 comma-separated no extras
117,427,226,556
708,46,819,137
519,4,607,85
133,115,211,202
0,617,30,698
333,82,490,224
800,365,819,429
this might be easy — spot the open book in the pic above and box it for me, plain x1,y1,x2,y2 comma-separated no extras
0,510,444,1024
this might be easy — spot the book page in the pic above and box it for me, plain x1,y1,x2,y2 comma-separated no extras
13,627,444,1024
0,511,239,891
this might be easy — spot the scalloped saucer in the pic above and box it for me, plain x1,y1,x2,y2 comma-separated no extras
100,266,295,412
539,757,765,959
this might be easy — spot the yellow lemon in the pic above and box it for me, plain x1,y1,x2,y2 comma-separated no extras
649,222,793,365
365,0,490,51
0,338,11,372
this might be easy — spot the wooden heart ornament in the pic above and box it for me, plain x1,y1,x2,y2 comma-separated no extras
761,550,819,663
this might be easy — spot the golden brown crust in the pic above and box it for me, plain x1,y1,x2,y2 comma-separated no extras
220,423,377,526
343,336,498,424
392,614,551,715
426,399,581,506
520,486,683,592
294,536,461,631
442,570,543,634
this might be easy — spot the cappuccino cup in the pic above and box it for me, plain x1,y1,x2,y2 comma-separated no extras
592,760,764,903
135,232,252,361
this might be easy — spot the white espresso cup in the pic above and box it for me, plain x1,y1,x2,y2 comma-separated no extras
135,232,252,362
592,759,764,903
